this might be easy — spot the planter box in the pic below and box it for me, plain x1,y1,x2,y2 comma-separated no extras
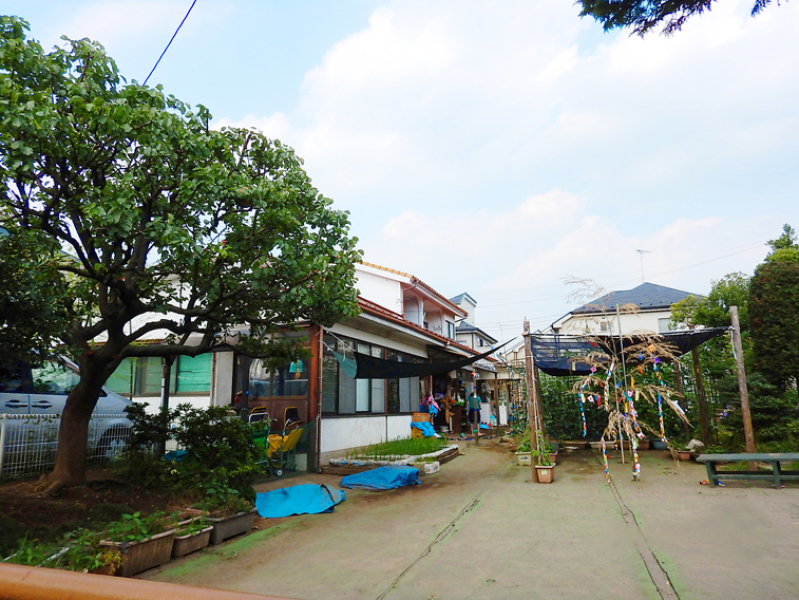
172,526,213,558
637,438,651,450
207,508,257,545
515,451,532,466
100,529,176,577
535,465,555,484
422,461,440,474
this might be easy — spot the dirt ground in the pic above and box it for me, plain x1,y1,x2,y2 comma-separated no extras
0,470,175,556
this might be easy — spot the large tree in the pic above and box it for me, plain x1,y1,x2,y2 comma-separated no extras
576,0,775,36
0,16,361,491
749,224,799,390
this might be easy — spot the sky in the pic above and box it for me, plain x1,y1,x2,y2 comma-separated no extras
5,0,798,341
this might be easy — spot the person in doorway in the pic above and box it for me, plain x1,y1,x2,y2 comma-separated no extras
467,391,481,430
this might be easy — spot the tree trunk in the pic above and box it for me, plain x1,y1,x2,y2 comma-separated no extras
40,356,108,494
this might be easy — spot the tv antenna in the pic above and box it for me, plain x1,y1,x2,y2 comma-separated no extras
635,249,651,283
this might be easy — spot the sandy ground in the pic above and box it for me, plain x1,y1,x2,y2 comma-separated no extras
143,440,799,600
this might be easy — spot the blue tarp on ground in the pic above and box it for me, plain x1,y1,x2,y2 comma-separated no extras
255,484,345,518
340,466,421,490
410,422,437,437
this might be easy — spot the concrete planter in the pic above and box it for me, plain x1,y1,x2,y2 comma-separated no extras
207,508,257,545
100,529,176,577
515,451,532,466
171,525,213,558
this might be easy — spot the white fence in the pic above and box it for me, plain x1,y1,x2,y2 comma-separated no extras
0,414,131,481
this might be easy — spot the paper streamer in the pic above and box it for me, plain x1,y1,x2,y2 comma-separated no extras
601,438,610,484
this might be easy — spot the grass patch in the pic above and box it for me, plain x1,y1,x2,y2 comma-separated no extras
347,437,448,461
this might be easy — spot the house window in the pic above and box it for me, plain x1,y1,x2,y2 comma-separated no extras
321,334,418,416
658,318,674,333
600,322,609,333
446,321,455,339
106,354,213,396
249,358,308,398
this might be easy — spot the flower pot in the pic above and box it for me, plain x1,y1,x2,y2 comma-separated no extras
207,508,257,545
651,440,668,450
100,529,176,577
515,451,532,466
548,452,558,465
172,525,213,558
637,438,651,451
676,449,691,461
535,464,555,484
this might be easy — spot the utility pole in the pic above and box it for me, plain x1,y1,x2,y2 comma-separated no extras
730,306,756,462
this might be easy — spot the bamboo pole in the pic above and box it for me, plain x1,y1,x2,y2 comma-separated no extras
523,321,540,482
730,306,757,464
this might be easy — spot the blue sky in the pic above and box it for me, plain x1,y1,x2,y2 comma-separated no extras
4,0,798,340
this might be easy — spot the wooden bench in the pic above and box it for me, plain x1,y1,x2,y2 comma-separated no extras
696,453,799,488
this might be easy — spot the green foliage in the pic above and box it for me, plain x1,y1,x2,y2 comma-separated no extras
670,272,750,330
117,404,260,509
749,260,799,387
4,529,122,573
576,0,774,36
0,229,69,369
103,511,174,543
348,436,447,460
0,16,361,485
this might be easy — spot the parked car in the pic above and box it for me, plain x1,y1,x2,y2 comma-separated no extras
0,357,133,467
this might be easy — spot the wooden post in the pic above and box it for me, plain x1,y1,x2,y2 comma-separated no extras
688,326,711,444
730,306,757,464
523,321,540,481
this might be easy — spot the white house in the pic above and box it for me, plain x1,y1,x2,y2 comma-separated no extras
108,261,499,468
549,282,700,336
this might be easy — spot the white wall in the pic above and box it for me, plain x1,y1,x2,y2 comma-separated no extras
212,351,234,407
320,414,413,453
557,310,671,335
356,269,403,314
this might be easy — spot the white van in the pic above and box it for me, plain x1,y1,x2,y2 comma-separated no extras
0,357,133,466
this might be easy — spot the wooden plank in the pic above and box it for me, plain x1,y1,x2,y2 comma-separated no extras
696,453,799,463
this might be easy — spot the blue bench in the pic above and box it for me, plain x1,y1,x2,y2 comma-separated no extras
696,453,799,488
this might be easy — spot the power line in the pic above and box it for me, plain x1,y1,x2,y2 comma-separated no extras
143,0,197,86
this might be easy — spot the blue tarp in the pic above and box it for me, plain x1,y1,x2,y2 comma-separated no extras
256,484,345,518
340,466,421,490
410,422,436,437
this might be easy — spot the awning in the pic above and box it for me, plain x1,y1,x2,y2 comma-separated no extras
332,339,512,379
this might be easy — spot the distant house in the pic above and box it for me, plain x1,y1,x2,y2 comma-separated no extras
550,282,700,336
449,292,498,351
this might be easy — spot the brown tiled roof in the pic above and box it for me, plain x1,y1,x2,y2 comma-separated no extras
357,297,481,358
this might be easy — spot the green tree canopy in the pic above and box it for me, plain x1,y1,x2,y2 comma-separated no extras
576,0,774,36
0,16,361,490
670,272,750,330
750,224,799,388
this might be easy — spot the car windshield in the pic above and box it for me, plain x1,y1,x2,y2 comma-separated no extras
31,362,81,395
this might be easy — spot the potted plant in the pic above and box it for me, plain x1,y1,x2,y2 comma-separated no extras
637,437,651,451
99,511,177,577
532,431,556,484
674,443,691,461
515,438,532,466
171,517,213,559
